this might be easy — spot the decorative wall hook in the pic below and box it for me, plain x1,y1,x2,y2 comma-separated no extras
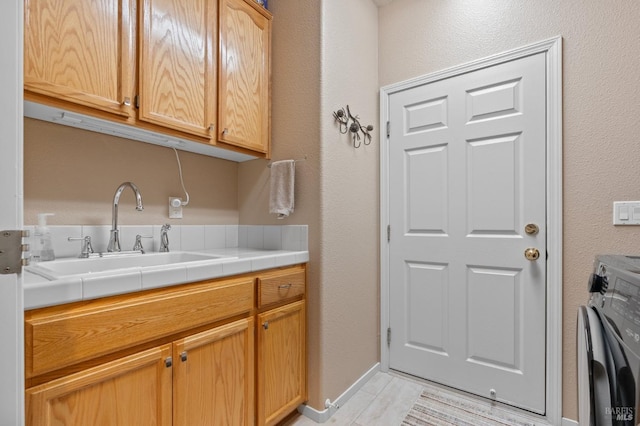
333,105,374,148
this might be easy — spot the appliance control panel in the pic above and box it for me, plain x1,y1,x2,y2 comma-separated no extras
591,256,640,356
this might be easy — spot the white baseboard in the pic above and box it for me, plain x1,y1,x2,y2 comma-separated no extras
298,363,381,423
561,417,578,426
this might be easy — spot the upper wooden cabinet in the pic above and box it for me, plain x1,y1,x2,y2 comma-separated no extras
24,0,136,118
139,0,217,138
24,0,273,158
218,0,272,155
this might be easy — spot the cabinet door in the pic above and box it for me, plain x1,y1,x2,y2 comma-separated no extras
218,0,271,154
257,300,306,426
24,0,135,117
139,0,217,137
26,345,172,426
173,318,255,426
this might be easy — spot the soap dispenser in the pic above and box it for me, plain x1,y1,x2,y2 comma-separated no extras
33,213,55,262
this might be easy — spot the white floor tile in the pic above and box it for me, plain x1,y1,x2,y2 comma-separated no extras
285,371,549,425
352,376,422,425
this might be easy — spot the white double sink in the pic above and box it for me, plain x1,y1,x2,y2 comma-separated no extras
27,251,233,280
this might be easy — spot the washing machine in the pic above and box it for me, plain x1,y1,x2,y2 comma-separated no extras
578,255,640,425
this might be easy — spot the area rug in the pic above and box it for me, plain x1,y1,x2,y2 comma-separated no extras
402,389,536,426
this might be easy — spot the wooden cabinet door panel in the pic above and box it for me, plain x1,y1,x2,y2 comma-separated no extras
26,345,172,426
25,277,254,379
24,0,135,117
173,318,255,426
219,0,271,154
139,0,217,137
257,301,306,426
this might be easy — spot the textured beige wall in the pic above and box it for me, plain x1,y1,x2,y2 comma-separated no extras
238,0,379,410
319,0,380,407
378,0,640,421
238,0,325,407
24,118,239,226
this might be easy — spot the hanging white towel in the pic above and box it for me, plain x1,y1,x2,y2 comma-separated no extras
269,160,295,219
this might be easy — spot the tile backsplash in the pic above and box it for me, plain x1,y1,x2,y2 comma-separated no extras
25,225,308,259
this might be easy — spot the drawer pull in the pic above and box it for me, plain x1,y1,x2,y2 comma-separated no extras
278,283,293,289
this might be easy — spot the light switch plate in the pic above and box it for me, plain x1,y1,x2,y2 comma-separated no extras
613,201,640,225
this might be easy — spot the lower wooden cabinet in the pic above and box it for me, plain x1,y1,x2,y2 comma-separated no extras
174,318,254,425
25,265,306,425
26,345,173,426
257,300,306,426
26,318,254,426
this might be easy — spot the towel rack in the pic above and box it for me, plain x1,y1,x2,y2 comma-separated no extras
267,156,307,168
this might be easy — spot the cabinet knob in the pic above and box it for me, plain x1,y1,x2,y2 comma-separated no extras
165,357,172,368
263,321,269,330
123,97,131,106
209,123,215,132
222,128,229,136
180,351,187,362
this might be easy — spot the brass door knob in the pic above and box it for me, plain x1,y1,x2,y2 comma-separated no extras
524,248,540,261
525,223,539,235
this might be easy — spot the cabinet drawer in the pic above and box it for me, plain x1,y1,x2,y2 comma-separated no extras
25,277,254,379
258,269,305,308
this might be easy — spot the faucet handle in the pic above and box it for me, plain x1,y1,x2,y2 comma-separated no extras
160,224,171,252
68,236,94,258
133,235,153,254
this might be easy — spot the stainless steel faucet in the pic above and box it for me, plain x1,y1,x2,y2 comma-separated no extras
107,182,144,252
160,224,171,252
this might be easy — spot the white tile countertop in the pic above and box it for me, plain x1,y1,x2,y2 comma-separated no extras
23,225,309,310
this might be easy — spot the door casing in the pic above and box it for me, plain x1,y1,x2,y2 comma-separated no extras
379,36,562,425
0,0,24,423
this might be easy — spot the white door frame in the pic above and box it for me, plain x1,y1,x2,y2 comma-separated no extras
379,37,562,424
0,0,24,424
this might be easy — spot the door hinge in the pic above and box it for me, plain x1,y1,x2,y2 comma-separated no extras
386,121,390,137
387,225,391,242
387,327,391,346
134,95,140,109
0,230,30,275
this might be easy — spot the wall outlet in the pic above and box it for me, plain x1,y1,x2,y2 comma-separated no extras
169,197,183,219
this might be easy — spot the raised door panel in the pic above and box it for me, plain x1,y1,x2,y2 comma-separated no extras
173,318,254,426
219,0,271,154
25,345,172,426
24,0,135,117
139,0,217,137
257,300,306,426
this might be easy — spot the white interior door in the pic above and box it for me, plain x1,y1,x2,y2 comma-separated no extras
0,0,25,423
388,52,547,414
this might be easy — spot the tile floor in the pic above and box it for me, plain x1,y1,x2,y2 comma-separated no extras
283,371,549,426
